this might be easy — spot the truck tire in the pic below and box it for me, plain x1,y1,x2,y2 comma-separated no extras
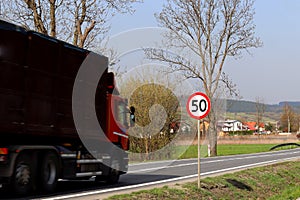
95,159,120,184
105,159,120,184
39,152,59,192
11,153,35,195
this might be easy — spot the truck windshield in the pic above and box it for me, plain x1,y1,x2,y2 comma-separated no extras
115,101,129,129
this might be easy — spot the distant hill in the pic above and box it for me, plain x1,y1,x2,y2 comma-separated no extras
226,99,300,113
278,101,300,107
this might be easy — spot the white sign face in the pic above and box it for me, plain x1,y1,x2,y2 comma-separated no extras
186,92,211,120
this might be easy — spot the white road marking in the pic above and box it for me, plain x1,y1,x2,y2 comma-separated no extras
128,150,300,173
201,156,300,176
40,155,300,200
128,162,197,173
201,150,300,164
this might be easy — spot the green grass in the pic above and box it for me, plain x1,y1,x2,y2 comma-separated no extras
268,185,300,200
178,144,280,159
106,161,300,200
130,143,299,163
217,144,277,156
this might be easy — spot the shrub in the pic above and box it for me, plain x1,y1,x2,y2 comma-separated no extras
228,130,254,136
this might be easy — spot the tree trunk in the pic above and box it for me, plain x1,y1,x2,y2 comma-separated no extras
208,111,218,157
49,0,56,37
144,138,149,160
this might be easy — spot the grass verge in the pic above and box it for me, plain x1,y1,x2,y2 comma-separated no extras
106,160,300,200
178,144,297,159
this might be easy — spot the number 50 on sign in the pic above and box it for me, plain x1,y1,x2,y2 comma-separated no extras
186,92,211,120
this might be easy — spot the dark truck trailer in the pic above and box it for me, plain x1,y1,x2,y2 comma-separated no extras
0,20,131,194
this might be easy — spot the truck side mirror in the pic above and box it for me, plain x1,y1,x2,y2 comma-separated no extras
129,106,135,126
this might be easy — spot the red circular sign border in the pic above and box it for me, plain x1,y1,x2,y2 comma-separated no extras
186,92,211,120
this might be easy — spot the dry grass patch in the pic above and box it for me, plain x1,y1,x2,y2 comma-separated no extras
106,161,300,200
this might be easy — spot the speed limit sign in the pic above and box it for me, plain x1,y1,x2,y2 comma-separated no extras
186,92,211,120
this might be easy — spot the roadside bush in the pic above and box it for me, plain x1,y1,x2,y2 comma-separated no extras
228,130,254,136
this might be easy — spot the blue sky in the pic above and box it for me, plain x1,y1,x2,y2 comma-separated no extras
109,0,300,104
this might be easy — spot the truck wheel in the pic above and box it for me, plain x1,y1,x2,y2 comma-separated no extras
12,154,34,195
39,152,59,192
105,159,120,184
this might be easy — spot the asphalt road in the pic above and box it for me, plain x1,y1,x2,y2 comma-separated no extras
1,148,300,200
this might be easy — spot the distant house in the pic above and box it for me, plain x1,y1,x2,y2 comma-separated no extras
243,121,265,132
217,120,247,132
243,122,256,131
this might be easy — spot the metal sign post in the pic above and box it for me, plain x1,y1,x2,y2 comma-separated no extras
197,119,201,188
186,92,211,189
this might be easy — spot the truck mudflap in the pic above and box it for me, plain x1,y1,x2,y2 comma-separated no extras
97,153,128,175
122,154,129,174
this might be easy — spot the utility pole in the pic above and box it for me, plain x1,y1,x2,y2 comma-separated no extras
288,115,290,133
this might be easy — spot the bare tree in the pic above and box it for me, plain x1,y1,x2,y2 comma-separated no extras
145,0,262,156
255,97,265,132
280,103,297,133
0,0,142,48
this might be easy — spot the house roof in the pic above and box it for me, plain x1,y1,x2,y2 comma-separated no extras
243,121,265,130
243,122,256,130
